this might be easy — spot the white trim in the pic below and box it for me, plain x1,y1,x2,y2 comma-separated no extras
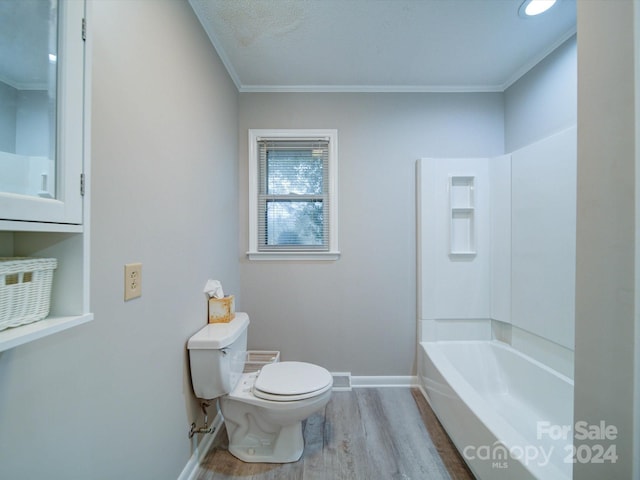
500,27,576,91
229,28,574,94
188,0,575,95
178,412,224,480
81,0,92,316
416,384,432,406
239,84,505,93
248,129,339,260
187,0,242,91
351,375,418,388
247,251,340,261
233,27,576,94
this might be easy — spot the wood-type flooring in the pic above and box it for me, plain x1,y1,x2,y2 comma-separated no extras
194,387,475,480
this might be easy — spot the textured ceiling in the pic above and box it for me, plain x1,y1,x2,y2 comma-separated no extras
189,0,577,92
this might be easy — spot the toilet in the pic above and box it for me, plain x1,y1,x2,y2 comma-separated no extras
187,312,333,463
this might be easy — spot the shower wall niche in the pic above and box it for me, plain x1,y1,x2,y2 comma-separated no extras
449,176,475,256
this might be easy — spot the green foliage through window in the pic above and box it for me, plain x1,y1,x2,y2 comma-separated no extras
258,140,329,249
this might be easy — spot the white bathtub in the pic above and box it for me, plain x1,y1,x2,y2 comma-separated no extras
419,340,574,480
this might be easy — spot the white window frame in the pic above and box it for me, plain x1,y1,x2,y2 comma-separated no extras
248,129,339,261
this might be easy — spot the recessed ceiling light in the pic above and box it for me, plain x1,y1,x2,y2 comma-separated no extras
519,0,557,17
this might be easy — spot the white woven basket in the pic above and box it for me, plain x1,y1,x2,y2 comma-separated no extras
0,257,57,331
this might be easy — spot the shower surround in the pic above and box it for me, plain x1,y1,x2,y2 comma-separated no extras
417,127,576,479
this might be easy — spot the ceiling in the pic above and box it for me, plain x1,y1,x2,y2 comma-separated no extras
189,0,576,93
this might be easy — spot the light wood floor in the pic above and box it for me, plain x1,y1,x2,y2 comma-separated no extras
194,388,475,480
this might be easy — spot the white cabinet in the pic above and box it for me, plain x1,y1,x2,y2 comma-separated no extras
0,0,86,225
0,0,92,351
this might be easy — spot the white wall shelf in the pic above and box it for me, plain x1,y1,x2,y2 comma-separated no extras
0,220,83,234
0,314,93,353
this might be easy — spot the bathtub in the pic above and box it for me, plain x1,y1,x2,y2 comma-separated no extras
419,340,573,480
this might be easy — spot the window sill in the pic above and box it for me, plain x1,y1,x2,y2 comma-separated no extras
247,251,341,261
0,313,93,352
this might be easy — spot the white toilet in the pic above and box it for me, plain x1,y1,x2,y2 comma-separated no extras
187,312,333,463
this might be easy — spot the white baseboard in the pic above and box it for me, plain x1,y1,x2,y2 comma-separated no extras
416,384,432,405
177,412,224,480
351,375,418,388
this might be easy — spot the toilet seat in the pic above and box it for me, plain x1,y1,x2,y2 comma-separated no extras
253,361,333,402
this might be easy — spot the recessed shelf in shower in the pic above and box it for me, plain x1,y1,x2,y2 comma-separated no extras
449,176,476,256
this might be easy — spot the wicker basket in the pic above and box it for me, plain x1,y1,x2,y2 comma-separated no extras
0,257,57,331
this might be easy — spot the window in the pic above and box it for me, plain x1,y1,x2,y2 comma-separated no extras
248,129,339,260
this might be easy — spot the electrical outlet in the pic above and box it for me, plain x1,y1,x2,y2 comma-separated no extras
124,263,142,301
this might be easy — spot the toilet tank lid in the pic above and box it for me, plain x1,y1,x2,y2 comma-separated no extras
187,312,249,349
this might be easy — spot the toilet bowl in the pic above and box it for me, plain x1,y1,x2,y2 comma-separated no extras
222,362,332,462
187,313,333,463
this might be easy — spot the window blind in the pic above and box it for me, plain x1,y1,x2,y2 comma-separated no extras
257,138,330,250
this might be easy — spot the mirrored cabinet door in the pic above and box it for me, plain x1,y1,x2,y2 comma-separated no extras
0,0,86,226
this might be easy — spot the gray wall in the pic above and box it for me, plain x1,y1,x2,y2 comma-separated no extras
505,36,577,152
0,1,239,479
574,1,638,477
239,92,504,375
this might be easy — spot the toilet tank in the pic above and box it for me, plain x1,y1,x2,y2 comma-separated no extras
187,312,249,400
